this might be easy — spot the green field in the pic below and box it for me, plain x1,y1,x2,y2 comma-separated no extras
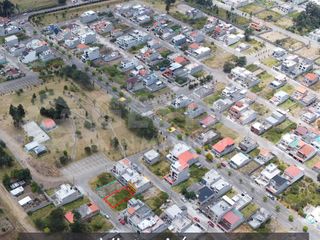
13,0,59,12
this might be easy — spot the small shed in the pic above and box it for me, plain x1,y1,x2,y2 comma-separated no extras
10,186,24,196
18,196,32,206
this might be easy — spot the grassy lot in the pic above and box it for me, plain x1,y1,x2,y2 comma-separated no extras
106,188,132,211
251,102,270,116
262,120,297,144
251,71,274,93
281,177,320,215
214,123,239,141
243,39,265,54
203,82,225,105
158,107,202,135
0,78,156,173
203,48,234,69
246,64,260,72
241,203,259,219
90,173,116,189
170,11,207,29
31,0,124,26
305,155,320,169
261,57,279,67
13,0,58,12
279,84,295,94
29,204,55,223
173,165,208,193
63,197,90,212
276,38,304,51
256,10,281,22
144,191,169,215
87,214,113,232
102,65,126,86
146,159,170,177
275,17,294,29
239,3,265,14
279,98,301,112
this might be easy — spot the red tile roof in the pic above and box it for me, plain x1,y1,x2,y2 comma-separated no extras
313,161,320,170
305,73,318,81
298,144,315,157
178,151,197,167
88,202,99,213
200,115,216,126
189,43,200,50
284,165,302,178
175,56,188,64
65,211,74,223
212,137,234,153
223,210,241,225
41,118,56,129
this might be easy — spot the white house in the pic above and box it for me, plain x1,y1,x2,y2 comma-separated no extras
5,35,18,47
80,10,98,24
82,47,100,62
229,152,251,169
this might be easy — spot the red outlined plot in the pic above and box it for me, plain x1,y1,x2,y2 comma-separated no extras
103,186,135,209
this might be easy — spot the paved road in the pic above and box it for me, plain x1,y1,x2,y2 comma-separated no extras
61,153,131,232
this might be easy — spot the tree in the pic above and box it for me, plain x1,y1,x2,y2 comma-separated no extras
223,61,234,73
205,153,213,161
9,104,25,127
84,146,92,155
303,226,308,232
47,208,67,232
110,137,119,150
40,97,70,120
317,173,320,182
11,168,31,182
0,0,15,17
263,196,268,202
275,205,280,212
165,0,175,13
235,56,247,67
244,28,253,42
288,215,294,222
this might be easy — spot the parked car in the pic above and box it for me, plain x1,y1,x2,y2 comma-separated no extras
119,219,126,225
267,193,275,200
208,221,215,228
193,217,200,223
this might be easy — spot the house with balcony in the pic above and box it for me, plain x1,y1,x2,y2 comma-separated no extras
231,66,260,88
218,209,244,232
229,152,251,169
80,10,98,24
270,90,289,106
255,163,281,186
253,149,275,165
283,165,304,184
212,137,235,157
184,102,205,119
266,175,289,196
238,137,258,154
209,200,233,223
303,72,319,87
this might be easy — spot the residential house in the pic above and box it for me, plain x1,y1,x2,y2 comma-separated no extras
201,169,221,186
20,50,37,64
164,205,191,232
283,165,304,184
80,31,96,44
196,130,220,146
80,10,98,24
209,199,233,223
212,137,235,157
171,95,193,109
224,34,243,46
250,121,272,135
270,90,289,106
291,143,317,163
188,31,205,43
125,198,167,233
5,35,18,47
143,149,160,165
51,184,83,207
65,37,80,49
119,59,136,71
166,143,198,165
26,39,49,54
277,3,294,14
65,202,99,223
172,34,187,46
82,47,100,62
221,84,247,102
231,66,260,88
39,50,56,62
265,110,287,126
112,158,152,194
184,63,203,75
164,159,190,186
254,149,275,165
301,111,317,124
222,193,252,211
186,8,205,19
272,47,287,60
238,137,258,154
223,0,253,8
218,209,244,232
199,114,217,128
211,178,232,199
190,46,211,59
197,186,215,205
266,175,289,196
309,28,320,42
212,98,234,113
90,20,113,34
269,74,287,89
229,152,251,169
248,208,271,229
255,163,281,186
184,102,205,119
303,73,319,87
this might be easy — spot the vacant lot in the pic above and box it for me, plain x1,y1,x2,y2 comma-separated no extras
239,3,265,14
203,48,234,69
203,82,225,105
173,166,208,193
32,0,124,26
145,159,170,177
256,10,281,22
277,38,304,52
261,57,279,67
12,0,58,12
263,120,297,143
275,17,294,29
260,31,287,43
0,77,156,176
296,46,320,60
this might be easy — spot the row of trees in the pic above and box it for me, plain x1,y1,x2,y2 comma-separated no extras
0,140,13,168
40,97,70,120
110,98,158,140
292,3,320,34
61,65,93,90
2,168,32,190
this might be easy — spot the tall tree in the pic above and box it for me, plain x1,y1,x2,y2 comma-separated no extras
165,0,175,13
9,104,25,127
